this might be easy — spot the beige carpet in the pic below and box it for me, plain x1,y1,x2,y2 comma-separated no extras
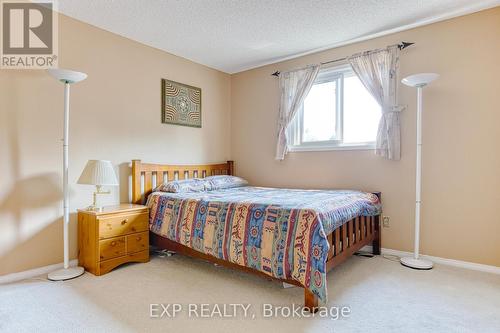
1,252,499,333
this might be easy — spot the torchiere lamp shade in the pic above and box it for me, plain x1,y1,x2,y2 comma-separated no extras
78,160,119,186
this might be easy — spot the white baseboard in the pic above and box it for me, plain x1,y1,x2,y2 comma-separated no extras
2,246,499,285
0,259,79,285
360,246,500,275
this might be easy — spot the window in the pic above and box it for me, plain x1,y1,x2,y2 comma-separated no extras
288,65,381,151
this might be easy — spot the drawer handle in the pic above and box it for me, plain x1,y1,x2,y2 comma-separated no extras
136,236,142,241
111,241,116,246
121,219,128,225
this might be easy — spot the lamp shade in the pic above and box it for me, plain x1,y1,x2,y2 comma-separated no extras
48,68,87,84
402,73,439,87
77,160,118,186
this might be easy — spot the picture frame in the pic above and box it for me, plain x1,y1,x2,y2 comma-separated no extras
161,79,202,128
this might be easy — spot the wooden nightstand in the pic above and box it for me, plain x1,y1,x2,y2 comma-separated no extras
78,204,149,276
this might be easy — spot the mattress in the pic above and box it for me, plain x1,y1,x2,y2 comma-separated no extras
147,186,381,302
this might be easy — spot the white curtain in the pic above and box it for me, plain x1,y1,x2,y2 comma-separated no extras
275,65,320,160
348,45,403,160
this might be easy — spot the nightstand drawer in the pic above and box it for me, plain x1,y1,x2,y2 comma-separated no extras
98,212,148,239
99,236,126,261
127,231,148,254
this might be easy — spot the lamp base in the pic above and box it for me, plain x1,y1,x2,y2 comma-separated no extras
47,266,85,281
84,185,110,212
400,256,433,270
84,204,102,212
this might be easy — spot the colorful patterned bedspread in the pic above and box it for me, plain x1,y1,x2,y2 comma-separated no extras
147,186,381,302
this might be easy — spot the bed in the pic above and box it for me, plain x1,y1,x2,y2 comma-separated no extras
131,160,381,311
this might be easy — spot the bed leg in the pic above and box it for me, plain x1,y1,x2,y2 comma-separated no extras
372,215,381,255
304,289,319,313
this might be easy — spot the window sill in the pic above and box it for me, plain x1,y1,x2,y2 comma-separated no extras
288,143,375,152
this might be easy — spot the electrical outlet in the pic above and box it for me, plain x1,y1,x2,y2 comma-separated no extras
382,216,390,228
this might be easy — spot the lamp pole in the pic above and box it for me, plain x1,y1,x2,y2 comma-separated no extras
414,85,422,260
63,81,70,269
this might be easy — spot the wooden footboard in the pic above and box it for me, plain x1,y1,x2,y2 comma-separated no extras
131,160,380,312
304,193,382,311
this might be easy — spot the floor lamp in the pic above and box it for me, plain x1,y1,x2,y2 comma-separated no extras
47,68,88,281
400,73,439,270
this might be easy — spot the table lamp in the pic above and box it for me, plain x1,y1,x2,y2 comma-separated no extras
78,160,119,211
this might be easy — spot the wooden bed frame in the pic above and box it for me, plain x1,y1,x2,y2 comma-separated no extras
131,159,381,312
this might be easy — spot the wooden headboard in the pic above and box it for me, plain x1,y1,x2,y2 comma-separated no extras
131,160,234,204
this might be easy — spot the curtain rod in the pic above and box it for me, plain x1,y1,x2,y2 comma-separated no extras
271,41,414,77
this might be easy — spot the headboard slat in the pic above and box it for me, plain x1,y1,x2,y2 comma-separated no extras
158,171,165,185
131,160,234,204
144,172,153,199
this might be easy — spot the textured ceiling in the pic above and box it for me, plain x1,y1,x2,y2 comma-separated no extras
57,0,500,73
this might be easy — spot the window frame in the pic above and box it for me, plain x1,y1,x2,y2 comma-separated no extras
287,64,377,152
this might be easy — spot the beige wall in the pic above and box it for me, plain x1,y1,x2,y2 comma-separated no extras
1,8,499,276
231,8,500,266
0,15,231,275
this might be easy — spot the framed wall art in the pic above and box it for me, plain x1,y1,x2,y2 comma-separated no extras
161,79,201,128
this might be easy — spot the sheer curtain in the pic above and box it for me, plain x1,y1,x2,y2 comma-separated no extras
348,45,403,160
275,65,320,160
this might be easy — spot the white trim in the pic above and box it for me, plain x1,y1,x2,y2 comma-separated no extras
1,246,498,286
288,143,375,152
0,259,79,285
237,1,500,73
360,246,500,275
